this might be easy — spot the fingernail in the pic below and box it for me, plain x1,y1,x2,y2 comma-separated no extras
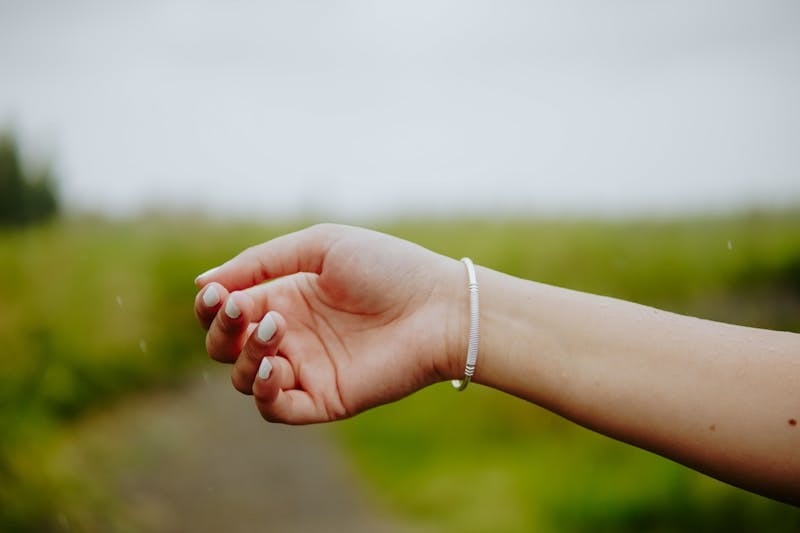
202,285,220,307
257,357,272,380
257,313,277,343
224,296,241,319
195,266,220,284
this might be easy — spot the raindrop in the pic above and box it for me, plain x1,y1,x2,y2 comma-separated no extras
116,295,123,308
138,338,148,353
727,240,733,251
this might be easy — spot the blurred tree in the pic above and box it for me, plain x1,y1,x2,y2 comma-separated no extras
0,130,59,226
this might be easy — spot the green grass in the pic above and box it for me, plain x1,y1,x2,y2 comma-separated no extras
0,216,301,531
1,210,799,531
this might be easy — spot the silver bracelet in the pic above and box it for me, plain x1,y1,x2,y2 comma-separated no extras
452,257,479,391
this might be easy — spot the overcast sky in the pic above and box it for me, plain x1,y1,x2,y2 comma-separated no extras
1,1,799,220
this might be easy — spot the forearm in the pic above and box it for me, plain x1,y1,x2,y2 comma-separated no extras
450,266,800,504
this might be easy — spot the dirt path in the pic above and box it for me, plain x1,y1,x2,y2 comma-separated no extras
56,363,409,532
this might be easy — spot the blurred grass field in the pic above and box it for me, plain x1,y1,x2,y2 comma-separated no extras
1,210,799,531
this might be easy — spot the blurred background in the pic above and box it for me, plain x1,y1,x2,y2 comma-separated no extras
1,1,799,531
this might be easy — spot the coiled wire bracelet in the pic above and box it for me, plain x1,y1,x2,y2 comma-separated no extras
452,257,479,391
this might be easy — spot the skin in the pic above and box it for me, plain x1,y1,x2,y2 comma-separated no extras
194,223,800,506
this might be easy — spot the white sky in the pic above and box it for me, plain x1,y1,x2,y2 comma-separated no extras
1,0,799,220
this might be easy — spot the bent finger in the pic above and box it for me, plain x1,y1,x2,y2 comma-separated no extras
231,311,289,395
205,290,258,363
254,388,323,425
248,355,296,402
194,282,228,330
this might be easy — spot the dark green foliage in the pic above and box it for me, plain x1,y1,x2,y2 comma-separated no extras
0,130,59,226
0,217,290,530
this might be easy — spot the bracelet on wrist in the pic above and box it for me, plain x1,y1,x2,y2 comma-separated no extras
452,257,479,391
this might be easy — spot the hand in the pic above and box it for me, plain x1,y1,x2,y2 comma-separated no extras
194,224,466,424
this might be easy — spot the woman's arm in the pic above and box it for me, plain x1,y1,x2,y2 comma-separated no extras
194,223,800,505
457,266,800,505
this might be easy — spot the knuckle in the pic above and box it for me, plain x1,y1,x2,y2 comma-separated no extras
258,407,281,424
241,345,260,365
205,334,228,362
195,308,213,330
205,334,218,359
310,222,333,233
217,313,239,336
310,222,342,239
230,369,253,395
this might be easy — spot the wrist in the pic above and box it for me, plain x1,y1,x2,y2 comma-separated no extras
432,256,472,382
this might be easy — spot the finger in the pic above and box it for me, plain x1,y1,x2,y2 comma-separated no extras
205,290,259,363
254,388,323,425
231,311,290,394
227,276,303,326
248,355,296,402
194,224,341,290
194,283,228,330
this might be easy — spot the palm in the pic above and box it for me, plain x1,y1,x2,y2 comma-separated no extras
265,231,454,419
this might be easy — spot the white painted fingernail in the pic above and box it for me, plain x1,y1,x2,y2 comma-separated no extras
202,285,220,307
224,297,241,319
257,313,277,343
195,266,220,284
257,357,273,380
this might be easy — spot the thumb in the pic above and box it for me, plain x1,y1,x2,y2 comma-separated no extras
194,224,339,291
